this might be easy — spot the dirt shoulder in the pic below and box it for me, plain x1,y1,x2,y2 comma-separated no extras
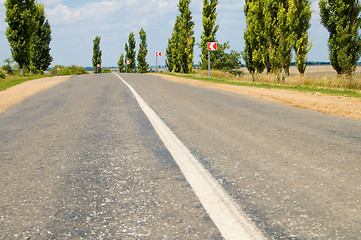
153,73,361,121
0,76,71,114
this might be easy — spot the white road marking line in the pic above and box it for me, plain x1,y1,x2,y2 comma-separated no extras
115,73,266,240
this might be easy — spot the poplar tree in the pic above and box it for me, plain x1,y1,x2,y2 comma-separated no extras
166,16,182,72
320,0,361,76
31,4,53,72
165,38,174,72
5,0,36,75
200,0,219,69
92,36,102,73
289,0,312,74
264,0,295,81
243,0,267,78
178,0,195,73
124,43,129,72
126,32,136,73
278,1,295,76
118,54,125,73
137,28,149,73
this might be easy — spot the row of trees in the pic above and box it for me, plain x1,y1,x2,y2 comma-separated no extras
118,28,149,74
243,0,361,80
165,0,361,79
199,0,242,75
165,0,253,76
243,0,313,82
94,0,361,79
92,28,149,74
4,0,52,75
166,0,195,73
320,0,361,76
4,0,360,79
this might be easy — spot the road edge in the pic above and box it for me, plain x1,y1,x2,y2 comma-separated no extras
151,73,361,121
0,76,71,114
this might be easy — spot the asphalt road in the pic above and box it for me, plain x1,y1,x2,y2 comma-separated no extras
1,73,360,239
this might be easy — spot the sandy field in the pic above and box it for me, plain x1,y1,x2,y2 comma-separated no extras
0,76,70,114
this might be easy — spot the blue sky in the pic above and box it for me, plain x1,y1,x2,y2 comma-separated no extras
0,0,328,67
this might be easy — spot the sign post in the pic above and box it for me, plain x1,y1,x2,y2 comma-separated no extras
156,52,161,72
97,64,101,74
126,60,130,73
207,42,217,79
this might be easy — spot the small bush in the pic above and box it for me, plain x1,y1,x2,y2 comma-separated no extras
102,68,112,73
2,65,13,75
1,58,14,75
50,65,88,76
0,69,6,79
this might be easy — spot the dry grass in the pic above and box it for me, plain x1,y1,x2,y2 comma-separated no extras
194,65,361,90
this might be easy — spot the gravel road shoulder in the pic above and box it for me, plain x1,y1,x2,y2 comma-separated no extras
153,73,361,121
0,76,70,114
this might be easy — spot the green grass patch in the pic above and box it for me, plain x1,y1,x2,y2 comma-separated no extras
160,72,361,98
0,75,49,92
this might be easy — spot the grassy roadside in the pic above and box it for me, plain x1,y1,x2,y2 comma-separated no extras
160,71,361,98
0,75,49,92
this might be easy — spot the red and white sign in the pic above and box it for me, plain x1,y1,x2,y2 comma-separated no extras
97,64,101,67
208,42,217,51
156,52,162,57
126,60,130,65
57,68,60,71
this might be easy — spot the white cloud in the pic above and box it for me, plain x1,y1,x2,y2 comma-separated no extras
311,0,321,22
39,0,62,6
219,0,244,12
0,0,332,66
0,2,6,32
40,0,180,66
44,0,175,28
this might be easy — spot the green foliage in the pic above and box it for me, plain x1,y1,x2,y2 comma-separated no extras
320,0,361,76
30,4,53,72
244,0,312,79
166,0,195,73
50,65,88,76
166,16,182,72
126,32,136,73
178,0,195,73
137,28,149,73
264,0,294,79
200,0,219,69
165,38,174,72
28,64,42,75
243,0,267,77
92,36,102,73
118,54,125,73
0,69,6,79
289,0,312,74
102,68,112,73
124,43,129,71
1,58,15,75
5,0,36,75
211,42,243,76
